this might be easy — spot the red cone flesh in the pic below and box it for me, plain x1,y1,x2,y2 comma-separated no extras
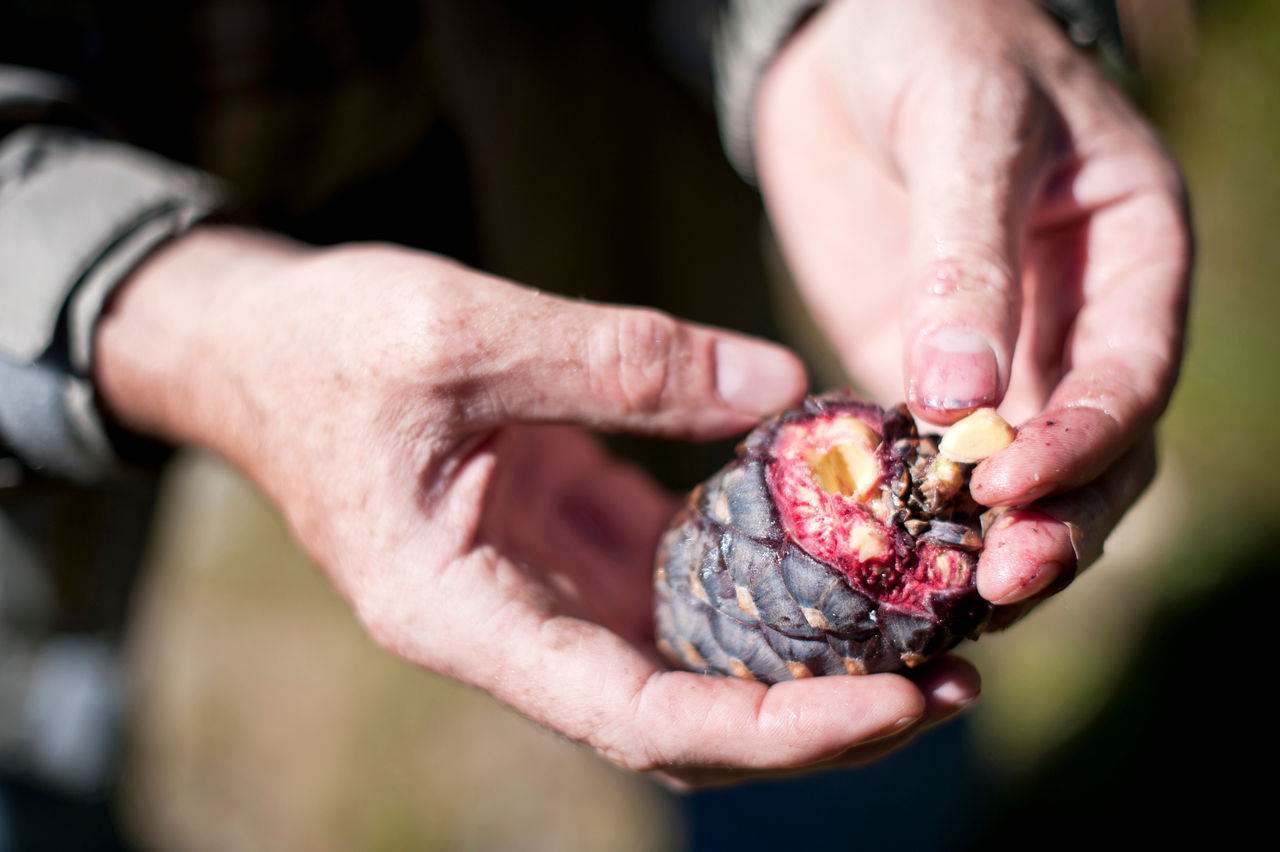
654,392,995,682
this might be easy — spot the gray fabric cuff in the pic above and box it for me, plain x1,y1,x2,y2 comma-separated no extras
1037,0,1126,65
0,127,228,480
713,0,825,183
713,0,1125,183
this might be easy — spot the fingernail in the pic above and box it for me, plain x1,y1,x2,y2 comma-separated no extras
911,328,999,411
992,560,1065,605
715,339,802,415
892,715,922,731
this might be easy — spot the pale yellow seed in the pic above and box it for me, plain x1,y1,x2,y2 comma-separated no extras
809,417,881,499
939,407,1016,463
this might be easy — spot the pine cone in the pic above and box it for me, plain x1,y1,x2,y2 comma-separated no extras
653,392,1012,682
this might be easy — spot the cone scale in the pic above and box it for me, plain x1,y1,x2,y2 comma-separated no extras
654,392,1001,682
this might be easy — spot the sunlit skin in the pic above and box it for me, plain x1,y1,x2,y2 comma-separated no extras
96,231,974,789
756,0,1187,610
92,0,1186,787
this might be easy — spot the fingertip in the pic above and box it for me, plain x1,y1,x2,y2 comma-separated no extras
876,674,930,731
977,509,1075,604
906,327,1003,423
971,407,1125,504
714,336,808,417
968,453,1052,507
969,427,1065,507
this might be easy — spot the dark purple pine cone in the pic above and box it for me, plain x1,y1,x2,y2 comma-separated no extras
654,392,1013,682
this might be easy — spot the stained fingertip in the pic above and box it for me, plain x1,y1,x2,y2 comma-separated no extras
968,433,1060,506
969,456,1054,507
970,407,1125,505
995,560,1067,605
977,510,1075,604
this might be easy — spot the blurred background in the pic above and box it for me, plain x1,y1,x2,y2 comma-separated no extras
10,0,1270,848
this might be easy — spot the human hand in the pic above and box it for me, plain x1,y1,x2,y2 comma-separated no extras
94,226,979,786
753,0,1189,615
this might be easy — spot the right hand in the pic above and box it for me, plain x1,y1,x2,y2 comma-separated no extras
754,0,1189,621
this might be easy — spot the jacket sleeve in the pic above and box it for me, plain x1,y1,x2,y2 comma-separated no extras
713,0,1126,183
0,65,229,482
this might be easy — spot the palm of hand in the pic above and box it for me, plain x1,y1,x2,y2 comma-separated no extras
334,423,970,786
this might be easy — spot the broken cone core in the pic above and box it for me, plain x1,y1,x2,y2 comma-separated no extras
653,392,997,682
768,413,972,616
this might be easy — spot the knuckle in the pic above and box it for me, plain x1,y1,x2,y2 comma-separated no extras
353,587,408,657
963,59,1038,127
914,51,1042,141
349,557,449,667
589,308,682,416
921,251,1018,303
591,673,667,773
579,712,659,773
596,739,661,774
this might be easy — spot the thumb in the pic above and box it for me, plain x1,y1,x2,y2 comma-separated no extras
462,284,807,438
895,66,1053,424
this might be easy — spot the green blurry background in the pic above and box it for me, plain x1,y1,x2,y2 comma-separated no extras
117,2,1279,849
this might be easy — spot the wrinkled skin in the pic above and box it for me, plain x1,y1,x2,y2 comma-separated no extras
96,231,975,789
92,0,1187,788
655,395,993,683
757,0,1186,611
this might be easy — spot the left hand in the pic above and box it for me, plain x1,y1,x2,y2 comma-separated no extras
94,227,979,788
752,0,1189,613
